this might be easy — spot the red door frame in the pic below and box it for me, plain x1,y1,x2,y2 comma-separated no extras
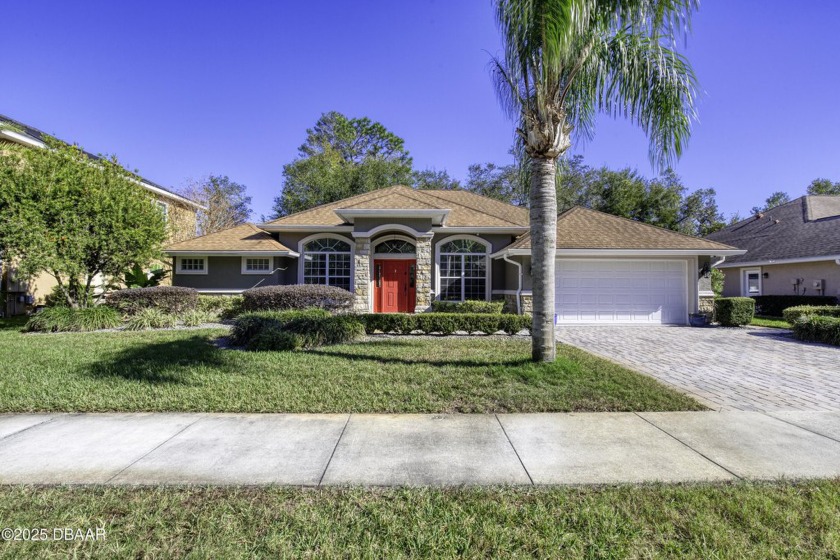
373,259,416,313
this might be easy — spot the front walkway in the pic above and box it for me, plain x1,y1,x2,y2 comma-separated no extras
2,412,840,485
557,326,840,411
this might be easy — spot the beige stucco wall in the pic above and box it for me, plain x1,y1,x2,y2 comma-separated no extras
720,260,840,298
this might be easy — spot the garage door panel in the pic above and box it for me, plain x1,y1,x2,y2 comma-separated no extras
556,259,688,325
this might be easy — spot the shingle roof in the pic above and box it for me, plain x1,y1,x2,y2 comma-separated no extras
0,114,201,208
502,207,739,252
705,196,840,263
165,223,293,253
265,185,530,228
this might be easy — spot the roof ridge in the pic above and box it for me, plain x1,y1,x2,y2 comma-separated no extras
418,189,527,227
267,185,408,224
341,187,442,209
565,206,738,250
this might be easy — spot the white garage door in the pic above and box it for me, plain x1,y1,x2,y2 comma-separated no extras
555,259,688,324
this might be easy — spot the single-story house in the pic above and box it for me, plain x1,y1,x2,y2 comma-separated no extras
706,195,840,298
166,185,744,324
0,114,204,316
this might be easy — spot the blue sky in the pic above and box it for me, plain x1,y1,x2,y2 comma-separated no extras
3,1,839,219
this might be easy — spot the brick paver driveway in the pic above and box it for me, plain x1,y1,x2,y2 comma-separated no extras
557,326,840,411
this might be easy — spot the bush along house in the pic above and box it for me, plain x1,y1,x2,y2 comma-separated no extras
166,185,744,324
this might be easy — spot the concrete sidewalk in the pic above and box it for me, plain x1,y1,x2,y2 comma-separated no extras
2,411,840,486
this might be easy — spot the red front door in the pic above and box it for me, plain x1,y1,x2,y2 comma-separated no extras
374,259,416,313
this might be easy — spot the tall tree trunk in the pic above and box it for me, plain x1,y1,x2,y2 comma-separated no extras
529,156,557,362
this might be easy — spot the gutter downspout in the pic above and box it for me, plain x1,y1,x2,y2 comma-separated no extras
711,256,726,268
502,254,523,315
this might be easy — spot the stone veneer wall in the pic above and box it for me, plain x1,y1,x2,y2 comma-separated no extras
698,294,715,318
502,293,533,315
353,238,371,312
414,235,433,312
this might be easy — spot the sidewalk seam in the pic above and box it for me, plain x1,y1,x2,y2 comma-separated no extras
495,414,534,485
318,413,351,486
105,415,205,483
761,413,840,445
0,416,56,444
633,413,742,480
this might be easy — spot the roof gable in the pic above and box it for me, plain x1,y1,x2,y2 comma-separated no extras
264,185,529,228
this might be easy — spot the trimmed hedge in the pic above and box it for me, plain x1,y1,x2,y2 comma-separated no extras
197,295,245,319
751,295,838,318
714,297,755,327
792,315,840,346
230,309,364,351
242,285,354,312
430,300,505,314
360,313,531,335
106,286,198,315
782,305,840,325
24,306,122,333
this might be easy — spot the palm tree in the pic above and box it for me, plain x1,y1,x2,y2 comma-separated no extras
492,0,699,362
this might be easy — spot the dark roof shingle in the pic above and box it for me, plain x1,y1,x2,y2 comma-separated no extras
706,196,840,263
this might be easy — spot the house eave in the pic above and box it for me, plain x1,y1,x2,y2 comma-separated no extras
716,254,840,268
166,250,299,257
256,224,355,232
334,208,450,225
0,128,46,148
491,248,746,259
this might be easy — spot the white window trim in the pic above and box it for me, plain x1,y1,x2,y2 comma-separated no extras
741,267,762,297
372,234,417,260
297,233,355,290
155,199,169,222
434,235,491,302
241,256,273,275
176,256,208,275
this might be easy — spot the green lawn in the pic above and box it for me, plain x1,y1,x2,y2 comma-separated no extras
751,315,791,329
0,319,701,413
1,482,839,559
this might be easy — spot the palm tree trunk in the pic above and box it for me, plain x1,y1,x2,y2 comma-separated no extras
529,156,557,362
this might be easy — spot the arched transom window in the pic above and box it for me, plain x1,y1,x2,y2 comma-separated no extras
374,239,415,255
302,237,352,291
438,238,488,301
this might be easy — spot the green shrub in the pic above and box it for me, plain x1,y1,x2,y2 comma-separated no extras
783,305,840,325
751,295,838,317
430,300,505,314
232,309,364,351
180,309,218,327
229,310,331,346
242,285,354,312
246,327,306,352
124,308,179,331
197,295,245,320
360,313,531,335
792,315,840,346
24,306,122,333
714,297,755,327
106,286,198,315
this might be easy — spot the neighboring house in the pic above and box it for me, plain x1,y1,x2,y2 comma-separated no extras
706,195,840,299
167,185,743,325
0,114,204,316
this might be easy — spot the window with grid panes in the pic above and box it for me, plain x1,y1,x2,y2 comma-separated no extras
438,239,487,301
